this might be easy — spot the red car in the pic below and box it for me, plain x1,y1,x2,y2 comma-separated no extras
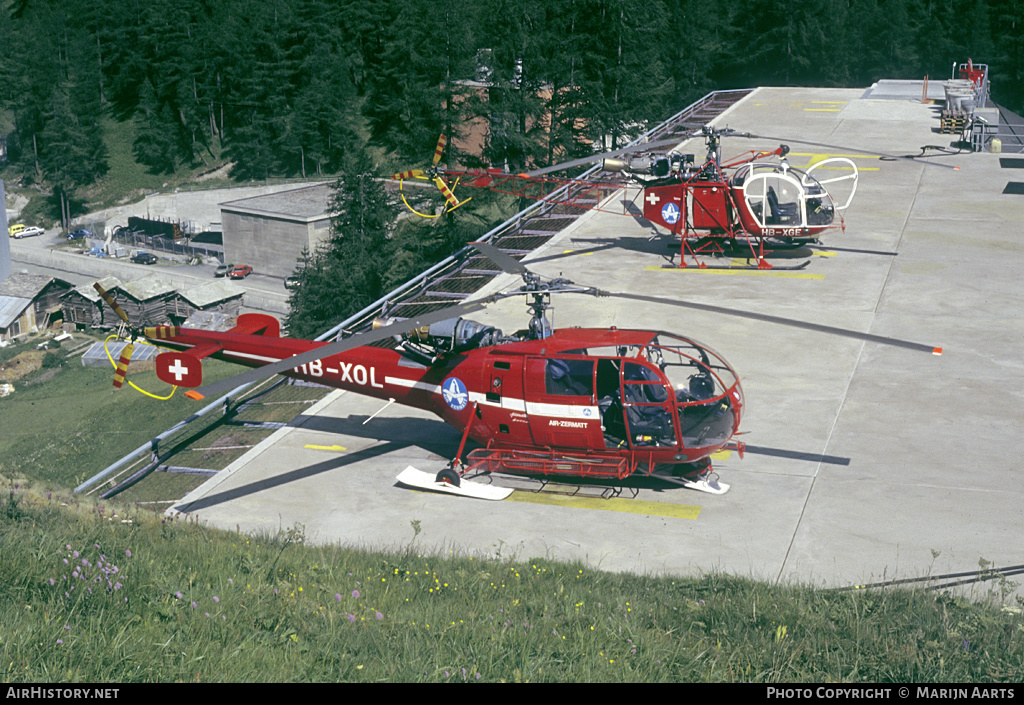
229,265,253,279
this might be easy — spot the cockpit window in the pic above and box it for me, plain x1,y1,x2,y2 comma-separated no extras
545,359,595,396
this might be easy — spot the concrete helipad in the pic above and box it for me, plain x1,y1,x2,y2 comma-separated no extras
169,86,1024,598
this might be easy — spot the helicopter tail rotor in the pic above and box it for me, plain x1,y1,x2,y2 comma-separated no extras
94,282,140,387
392,133,470,217
92,282,179,399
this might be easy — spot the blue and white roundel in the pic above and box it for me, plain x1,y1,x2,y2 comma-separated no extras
441,376,469,411
661,202,681,225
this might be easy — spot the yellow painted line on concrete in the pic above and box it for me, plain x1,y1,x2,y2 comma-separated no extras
506,491,701,519
646,265,824,280
304,444,347,452
791,152,880,160
788,152,881,171
813,250,837,257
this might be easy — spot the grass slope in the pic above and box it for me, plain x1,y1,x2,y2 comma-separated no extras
0,338,239,489
2,474,1023,683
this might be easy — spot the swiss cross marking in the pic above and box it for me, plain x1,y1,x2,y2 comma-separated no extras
168,359,189,381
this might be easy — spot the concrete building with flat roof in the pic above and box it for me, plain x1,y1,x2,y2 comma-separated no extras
219,183,335,279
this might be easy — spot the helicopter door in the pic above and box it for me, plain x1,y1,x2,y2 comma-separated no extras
486,357,533,445
740,167,807,233
804,157,858,211
620,361,678,449
523,357,602,450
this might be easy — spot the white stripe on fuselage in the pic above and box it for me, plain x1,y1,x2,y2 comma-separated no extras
385,376,597,420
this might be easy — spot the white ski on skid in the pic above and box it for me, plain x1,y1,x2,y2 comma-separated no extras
396,466,514,501
678,474,730,495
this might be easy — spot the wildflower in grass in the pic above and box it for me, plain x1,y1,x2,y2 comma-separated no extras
175,592,183,600
352,590,360,599
335,593,342,602
375,612,383,620
348,614,356,623
213,596,219,603
56,640,63,645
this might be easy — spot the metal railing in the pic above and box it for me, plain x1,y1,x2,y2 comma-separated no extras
970,115,1024,153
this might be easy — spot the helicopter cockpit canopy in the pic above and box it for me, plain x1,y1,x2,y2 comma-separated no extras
589,333,743,451
732,158,858,235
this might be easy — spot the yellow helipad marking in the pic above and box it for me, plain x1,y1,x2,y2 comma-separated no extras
789,152,881,171
813,250,837,257
564,250,594,256
647,265,824,280
304,444,347,452
505,491,701,519
710,449,732,461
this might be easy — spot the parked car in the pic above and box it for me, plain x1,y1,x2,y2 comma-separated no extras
214,263,234,277
67,228,91,240
130,251,158,265
229,264,253,279
8,224,25,237
284,275,301,290
12,225,44,239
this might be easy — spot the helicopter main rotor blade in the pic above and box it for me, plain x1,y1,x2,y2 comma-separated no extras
467,242,941,354
187,299,492,400
523,136,695,178
744,133,960,169
597,290,943,355
469,241,530,276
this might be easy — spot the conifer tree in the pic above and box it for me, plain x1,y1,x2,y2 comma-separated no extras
285,147,395,338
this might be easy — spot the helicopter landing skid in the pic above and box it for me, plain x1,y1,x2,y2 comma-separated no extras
662,259,810,271
645,469,731,495
670,234,814,271
676,473,730,495
396,466,514,501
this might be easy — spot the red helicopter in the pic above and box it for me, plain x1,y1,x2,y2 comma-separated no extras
392,127,860,269
94,243,941,500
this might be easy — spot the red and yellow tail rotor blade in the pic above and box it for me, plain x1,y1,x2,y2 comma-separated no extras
433,133,447,165
433,177,461,209
93,282,130,324
392,169,426,181
112,343,134,389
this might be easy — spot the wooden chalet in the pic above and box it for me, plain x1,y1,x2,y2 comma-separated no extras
63,275,246,330
62,276,115,328
62,275,176,329
0,273,74,342
169,280,244,325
